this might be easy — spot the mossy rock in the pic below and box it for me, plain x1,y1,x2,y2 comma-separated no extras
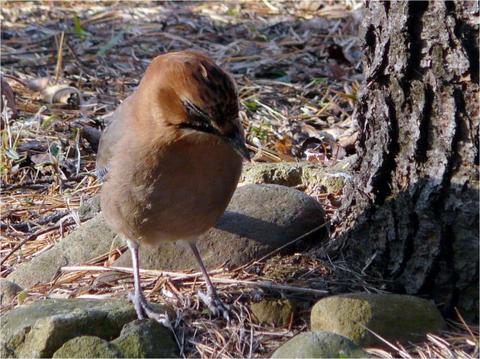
250,299,296,327
52,336,123,358
241,162,350,193
310,293,446,346
7,215,122,288
0,299,149,358
78,195,101,220
112,319,178,358
271,331,366,358
0,279,23,305
111,184,326,273
241,162,304,187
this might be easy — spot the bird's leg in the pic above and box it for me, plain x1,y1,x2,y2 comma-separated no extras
126,239,170,326
188,241,230,320
127,239,146,319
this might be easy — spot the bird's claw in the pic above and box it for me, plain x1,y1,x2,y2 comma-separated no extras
128,291,181,350
198,290,230,321
128,291,171,327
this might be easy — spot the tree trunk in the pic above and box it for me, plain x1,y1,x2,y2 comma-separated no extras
334,1,479,321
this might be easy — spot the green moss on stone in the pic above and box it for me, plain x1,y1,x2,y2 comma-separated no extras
271,331,366,358
311,293,446,346
52,336,123,358
241,162,348,194
0,299,138,358
250,299,296,326
112,319,178,358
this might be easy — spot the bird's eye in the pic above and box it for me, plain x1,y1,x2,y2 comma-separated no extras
182,99,210,122
180,99,218,135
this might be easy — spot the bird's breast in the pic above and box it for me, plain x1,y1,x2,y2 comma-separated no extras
101,131,242,244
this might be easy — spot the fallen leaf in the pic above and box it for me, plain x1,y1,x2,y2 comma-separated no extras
328,62,346,80
1,77,17,127
79,124,102,152
327,44,352,65
30,153,51,165
274,135,294,157
24,77,50,92
41,84,81,107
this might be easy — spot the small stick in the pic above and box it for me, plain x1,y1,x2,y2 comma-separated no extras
54,31,65,83
454,307,477,343
60,265,329,295
61,265,223,280
357,322,410,357
209,278,329,295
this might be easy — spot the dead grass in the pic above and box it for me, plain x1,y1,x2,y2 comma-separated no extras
1,1,477,358
365,315,479,359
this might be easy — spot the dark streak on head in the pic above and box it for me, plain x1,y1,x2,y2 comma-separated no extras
179,98,218,135
182,57,239,131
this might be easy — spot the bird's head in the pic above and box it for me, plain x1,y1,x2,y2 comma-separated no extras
139,51,250,161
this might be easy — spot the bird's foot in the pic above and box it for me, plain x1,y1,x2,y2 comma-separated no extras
128,292,171,328
198,290,230,321
128,291,182,350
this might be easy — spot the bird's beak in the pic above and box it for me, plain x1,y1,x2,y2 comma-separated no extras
227,132,251,162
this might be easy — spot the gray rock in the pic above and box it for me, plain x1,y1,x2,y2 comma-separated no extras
112,319,178,358
271,331,366,358
52,336,123,358
250,299,296,327
7,183,325,289
7,215,123,288
112,184,325,271
0,299,149,358
0,279,23,305
78,195,101,220
310,293,446,346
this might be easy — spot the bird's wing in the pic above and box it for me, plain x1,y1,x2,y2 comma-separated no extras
95,95,133,181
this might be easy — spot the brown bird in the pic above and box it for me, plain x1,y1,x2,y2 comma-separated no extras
96,51,249,322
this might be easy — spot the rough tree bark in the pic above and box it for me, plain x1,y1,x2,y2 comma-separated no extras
333,1,479,320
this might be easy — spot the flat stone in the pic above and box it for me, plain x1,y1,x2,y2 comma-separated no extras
0,279,23,306
250,299,296,327
52,336,123,358
7,215,123,288
0,299,154,358
112,184,326,271
112,319,178,358
7,183,325,289
310,293,446,346
271,331,366,358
